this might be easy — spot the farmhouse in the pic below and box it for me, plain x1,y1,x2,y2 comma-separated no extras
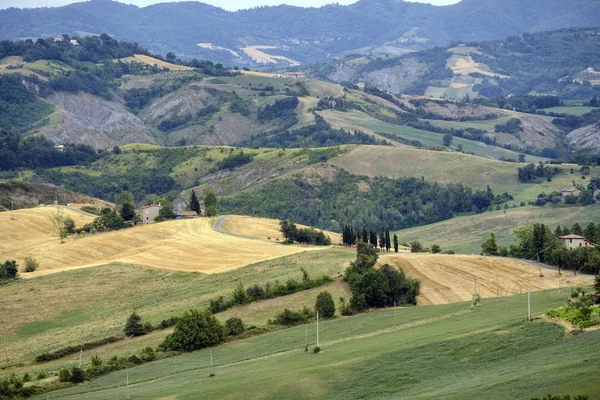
561,187,581,199
559,234,595,250
175,210,199,219
281,72,306,80
139,204,162,224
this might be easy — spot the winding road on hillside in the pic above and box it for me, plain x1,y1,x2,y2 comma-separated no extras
213,215,271,242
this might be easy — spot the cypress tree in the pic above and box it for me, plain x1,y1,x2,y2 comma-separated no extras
362,227,368,243
190,190,201,215
393,234,399,253
379,232,385,250
350,226,355,245
385,229,391,252
369,231,377,247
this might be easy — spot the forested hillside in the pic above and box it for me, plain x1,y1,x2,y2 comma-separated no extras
1,0,599,66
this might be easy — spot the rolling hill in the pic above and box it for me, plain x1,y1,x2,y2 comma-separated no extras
0,206,332,276
2,0,600,67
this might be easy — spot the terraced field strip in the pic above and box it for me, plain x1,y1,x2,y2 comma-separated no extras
380,253,593,305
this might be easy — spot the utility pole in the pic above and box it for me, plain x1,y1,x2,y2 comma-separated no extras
394,300,397,326
474,279,477,298
305,326,308,349
527,289,531,322
210,349,213,372
316,311,319,347
79,348,82,368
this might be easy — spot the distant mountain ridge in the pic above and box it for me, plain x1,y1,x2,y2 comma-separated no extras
1,0,600,66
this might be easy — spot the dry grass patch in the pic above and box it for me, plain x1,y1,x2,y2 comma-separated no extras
380,253,593,306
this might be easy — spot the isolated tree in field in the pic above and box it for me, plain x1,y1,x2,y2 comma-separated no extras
315,291,335,319
0,260,18,280
385,229,391,252
124,312,146,337
190,189,201,215
204,190,218,212
481,233,499,256
113,145,121,154
24,256,38,273
161,309,225,352
48,207,67,243
443,134,453,147
393,234,399,253
431,244,442,254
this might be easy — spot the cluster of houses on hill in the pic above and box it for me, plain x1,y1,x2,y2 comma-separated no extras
138,204,199,225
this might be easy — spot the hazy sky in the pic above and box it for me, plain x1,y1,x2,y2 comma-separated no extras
1,0,461,11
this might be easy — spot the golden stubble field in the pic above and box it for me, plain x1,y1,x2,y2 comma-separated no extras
380,253,593,306
0,207,329,276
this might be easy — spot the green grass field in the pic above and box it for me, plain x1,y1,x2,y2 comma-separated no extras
0,249,354,378
39,289,599,399
394,204,600,254
320,110,543,161
331,145,576,203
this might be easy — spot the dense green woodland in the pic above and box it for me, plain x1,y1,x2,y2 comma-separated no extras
0,129,98,171
221,170,511,233
0,75,53,132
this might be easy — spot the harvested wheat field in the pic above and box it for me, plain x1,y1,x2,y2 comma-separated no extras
0,206,95,252
220,215,342,243
1,208,326,276
380,253,593,306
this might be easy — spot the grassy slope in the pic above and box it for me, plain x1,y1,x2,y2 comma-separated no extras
320,109,546,161
41,289,599,400
0,248,354,377
330,145,582,203
394,205,600,254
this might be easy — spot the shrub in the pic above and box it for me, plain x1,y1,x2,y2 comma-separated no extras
225,317,245,336
313,346,321,354
0,259,18,280
273,307,314,326
68,367,85,383
124,312,146,337
90,355,102,367
141,347,157,362
410,241,423,253
23,256,39,272
161,310,225,352
58,369,71,382
315,291,336,319
339,297,353,316
36,372,47,380
431,244,441,254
